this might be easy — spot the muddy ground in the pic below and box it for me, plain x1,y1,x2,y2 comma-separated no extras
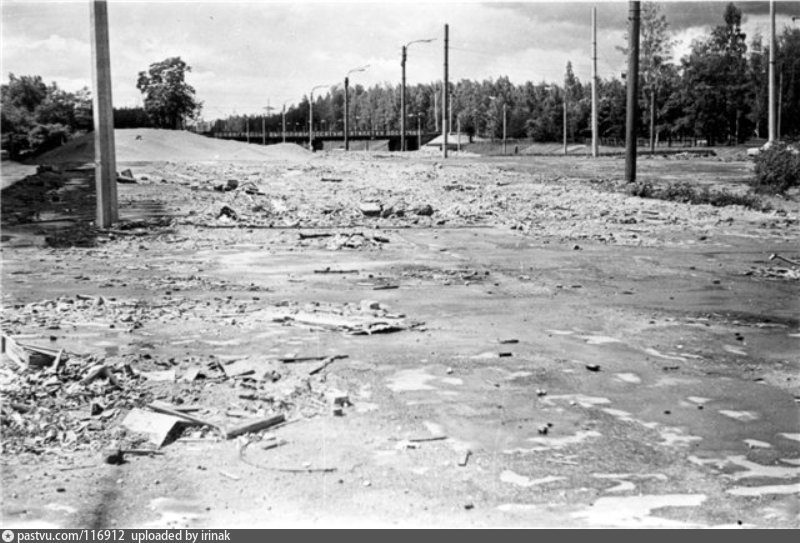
1,147,798,528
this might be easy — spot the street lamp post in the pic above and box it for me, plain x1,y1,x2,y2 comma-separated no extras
309,84,329,151
401,38,436,152
344,65,370,151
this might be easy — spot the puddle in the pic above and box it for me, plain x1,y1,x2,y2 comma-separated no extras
744,439,772,449
718,410,759,422
386,368,437,392
722,345,747,356
542,394,611,408
504,430,602,453
725,456,800,480
727,484,799,496
580,335,622,345
644,348,687,362
500,470,566,488
145,497,204,527
571,494,707,528
614,373,642,384
498,503,540,512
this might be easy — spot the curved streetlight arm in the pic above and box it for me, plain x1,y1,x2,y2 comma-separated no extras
347,65,370,76
405,38,436,49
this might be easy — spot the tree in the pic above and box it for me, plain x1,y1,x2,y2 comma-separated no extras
136,57,201,129
1,74,93,158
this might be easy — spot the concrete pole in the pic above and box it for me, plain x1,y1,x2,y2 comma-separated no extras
401,46,407,151
344,76,350,151
90,0,118,227
309,94,314,151
434,89,439,132
768,0,776,143
625,1,641,183
591,6,599,157
502,104,507,155
443,24,449,159
563,68,568,156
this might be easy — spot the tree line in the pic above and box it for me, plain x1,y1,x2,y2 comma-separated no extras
211,3,800,147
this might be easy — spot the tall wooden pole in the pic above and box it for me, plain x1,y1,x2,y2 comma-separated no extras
344,76,350,151
309,95,314,151
591,6,599,157
90,0,118,227
434,90,439,132
457,117,461,152
625,1,640,183
563,64,568,156
442,23,449,159
401,46,407,151
282,104,286,143
768,0,776,143
502,104,507,155
262,116,266,145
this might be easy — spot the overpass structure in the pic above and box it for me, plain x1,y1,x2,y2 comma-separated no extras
207,129,441,152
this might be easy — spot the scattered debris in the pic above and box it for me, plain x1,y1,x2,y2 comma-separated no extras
121,409,183,448
224,414,285,439
585,364,601,372
458,450,472,467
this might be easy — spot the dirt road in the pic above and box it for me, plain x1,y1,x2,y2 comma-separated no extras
1,144,798,527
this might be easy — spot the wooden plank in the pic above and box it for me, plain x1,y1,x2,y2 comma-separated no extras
224,414,285,439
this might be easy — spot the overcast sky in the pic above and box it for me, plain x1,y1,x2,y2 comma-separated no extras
2,0,799,120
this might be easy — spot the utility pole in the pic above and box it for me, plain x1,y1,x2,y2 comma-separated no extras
768,0,776,143
442,23,449,159
449,89,454,137
563,63,568,156
90,0,118,227
502,103,507,155
457,117,461,152
591,5,599,157
246,118,250,143
344,76,350,151
401,45,407,151
434,90,439,132
417,114,422,150
262,116,266,145
282,103,286,143
625,0,641,183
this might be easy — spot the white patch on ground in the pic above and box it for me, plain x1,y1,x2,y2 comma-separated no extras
386,368,437,392
687,396,712,405
650,376,701,388
145,497,202,527
505,371,533,380
545,329,574,336
580,335,622,345
727,484,800,497
780,458,800,466
571,494,707,528
719,410,759,422
744,439,772,449
600,408,659,429
543,394,611,408
788,333,800,338
200,338,241,346
354,402,379,413
614,372,642,384
723,345,748,356
726,456,800,480
504,430,603,454
659,429,703,447
500,470,566,487
423,421,445,436
779,433,800,443
44,503,77,514
470,351,501,359
440,377,463,386
497,503,539,512
604,480,636,493
644,348,687,362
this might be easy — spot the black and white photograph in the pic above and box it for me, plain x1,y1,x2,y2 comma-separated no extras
1,0,799,530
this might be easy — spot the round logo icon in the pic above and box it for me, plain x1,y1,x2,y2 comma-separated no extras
2,530,14,543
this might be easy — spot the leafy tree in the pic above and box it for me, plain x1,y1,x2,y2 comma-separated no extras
1,74,92,158
136,57,201,129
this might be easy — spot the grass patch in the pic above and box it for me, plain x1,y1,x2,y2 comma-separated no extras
627,181,766,210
